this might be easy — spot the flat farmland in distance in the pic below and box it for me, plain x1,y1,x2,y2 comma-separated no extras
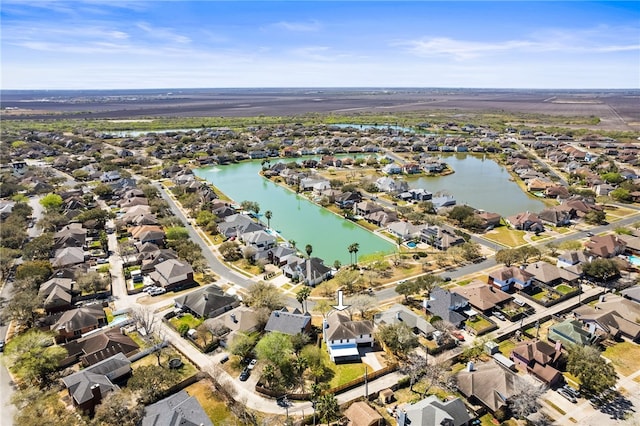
1,88,638,131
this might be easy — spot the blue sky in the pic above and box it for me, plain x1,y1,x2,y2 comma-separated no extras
2,1,639,89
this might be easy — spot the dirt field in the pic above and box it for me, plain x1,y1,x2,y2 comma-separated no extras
1,88,638,131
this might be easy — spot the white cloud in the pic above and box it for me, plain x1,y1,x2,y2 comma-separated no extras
136,22,191,44
271,20,322,32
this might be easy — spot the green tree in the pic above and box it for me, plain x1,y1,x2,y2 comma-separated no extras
582,258,619,282
165,226,190,241
566,345,617,395
316,393,340,426
255,332,293,367
245,281,284,311
240,200,260,215
305,244,313,258
296,286,312,312
219,241,242,261
127,365,180,404
4,330,67,386
0,215,28,249
610,188,632,203
75,271,110,294
93,183,115,198
23,233,54,261
376,322,419,358
448,205,475,225
15,260,52,284
395,280,420,302
229,332,259,360
2,288,43,328
495,248,519,267
349,242,360,265
584,210,607,225
39,193,63,212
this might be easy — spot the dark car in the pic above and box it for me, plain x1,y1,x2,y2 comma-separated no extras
277,397,290,407
563,385,580,399
557,388,577,403
239,367,250,381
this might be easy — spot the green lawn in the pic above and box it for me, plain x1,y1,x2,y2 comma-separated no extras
498,339,517,356
315,342,369,388
603,342,640,376
465,316,493,333
555,284,575,295
131,347,198,380
169,313,204,331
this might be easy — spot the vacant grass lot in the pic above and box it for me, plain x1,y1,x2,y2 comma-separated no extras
483,227,527,247
603,342,640,376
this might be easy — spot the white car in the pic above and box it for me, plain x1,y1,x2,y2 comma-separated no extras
248,359,257,370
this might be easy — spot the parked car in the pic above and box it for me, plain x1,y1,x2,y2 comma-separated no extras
0,340,4,352
493,311,506,321
451,331,465,341
563,385,580,399
248,359,258,370
239,367,250,381
557,388,577,403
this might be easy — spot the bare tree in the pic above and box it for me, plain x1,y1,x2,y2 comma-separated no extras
400,353,429,391
509,378,547,419
346,294,377,320
432,319,456,343
131,306,157,338
419,361,456,397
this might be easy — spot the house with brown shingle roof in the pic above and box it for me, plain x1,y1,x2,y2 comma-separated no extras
505,212,544,232
585,234,626,258
149,259,195,291
451,281,512,314
61,329,139,367
510,340,563,386
456,361,519,414
524,261,580,286
574,304,640,342
323,311,374,362
344,401,383,426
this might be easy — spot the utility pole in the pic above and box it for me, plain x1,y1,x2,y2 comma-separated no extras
364,365,368,400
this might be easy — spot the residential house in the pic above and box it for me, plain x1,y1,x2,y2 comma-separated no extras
217,214,264,238
239,230,277,252
52,305,108,343
374,303,435,338
585,234,626,258
431,194,456,209
388,221,422,241
574,304,640,342
62,353,131,415
456,361,519,414
51,246,87,268
335,191,362,209
39,277,74,313
423,287,470,328
54,224,87,249
130,225,166,246
174,285,239,319
61,329,139,367
208,306,260,342
264,307,312,335
556,250,587,277
524,261,580,286
365,210,398,227
376,177,407,194
282,257,332,287
510,340,563,387
505,212,544,232
381,163,402,175
488,266,534,292
139,249,179,274
420,226,464,250
149,259,195,291
621,286,640,303
476,211,501,229
619,234,640,255
538,207,572,227
396,395,472,426
323,311,374,362
344,401,384,426
354,201,383,217
141,390,213,426
100,170,121,182
548,319,598,346
451,282,512,314
265,245,297,267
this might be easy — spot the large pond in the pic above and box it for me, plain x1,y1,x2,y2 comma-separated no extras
194,161,397,265
411,153,547,217
195,153,546,264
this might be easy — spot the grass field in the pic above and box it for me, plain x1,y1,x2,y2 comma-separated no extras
603,342,640,376
483,227,527,247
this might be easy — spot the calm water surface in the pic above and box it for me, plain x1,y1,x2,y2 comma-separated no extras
195,153,546,264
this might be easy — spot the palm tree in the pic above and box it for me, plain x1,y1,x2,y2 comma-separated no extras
296,286,312,312
289,240,296,249
351,243,359,265
316,393,339,426
265,210,273,229
305,244,313,258
347,245,355,265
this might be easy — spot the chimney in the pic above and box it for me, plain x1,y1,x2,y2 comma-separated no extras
230,313,237,323
90,384,102,405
